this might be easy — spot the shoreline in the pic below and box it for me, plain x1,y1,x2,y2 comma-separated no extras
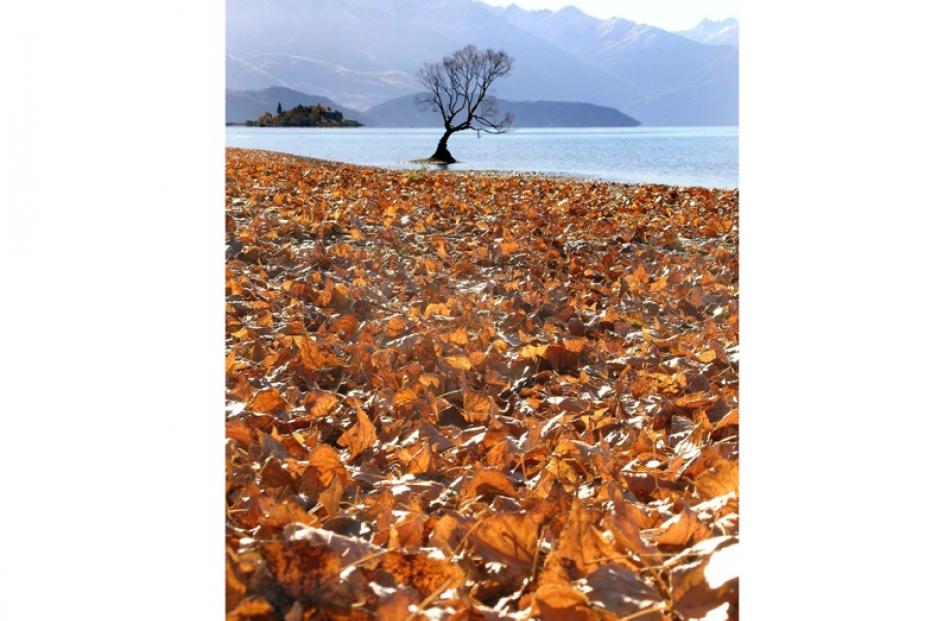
226,146,739,192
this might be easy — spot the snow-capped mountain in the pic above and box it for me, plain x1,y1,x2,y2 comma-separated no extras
226,0,738,125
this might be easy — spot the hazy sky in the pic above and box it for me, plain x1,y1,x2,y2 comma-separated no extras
479,0,738,31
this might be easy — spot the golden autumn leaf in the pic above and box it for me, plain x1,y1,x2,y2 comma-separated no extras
669,539,739,620
380,552,465,597
259,456,293,489
332,313,360,338
675,392,720,410
321,281,351,310
545,500,617,580
461,468,519,500
532,583,598,621
380,551,465,597
543,338,587,371
442,327,469,345
246,388,288,414
627,264,649,287
649,274,669,291
225,555,247,611
307,443,348,486
462,390,494,422
406,441,433,474
468,511,541,571
423,302,453,319
317,475,345,517
581,563,664,620
227,374,254,402
337,408,377,459
694,459,738,499
418,374,441,391
605,490,660,561
304,390,339,417
499,240,519,256
386,315,408,338
714,409,739,430
259,525,384,602
392,388,418,409
655,507,711,547
292,336,344,370
442,355,473,371
519,343,549,360
376,588,418,621
259,539,343,600
698,349,718,363
226,596,275,621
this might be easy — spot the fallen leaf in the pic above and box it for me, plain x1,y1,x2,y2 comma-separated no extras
226,596,276,621
533,583,598,621
338,408,377,459
582,563,664,619
655,508,711,547
461,468,519,500
695,459,738,499
468,511,541,571
247,388,288,414
698,350,717,363
304,390,339,417
462,390,494,422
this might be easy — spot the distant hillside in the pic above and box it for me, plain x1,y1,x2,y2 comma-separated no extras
226,86,373,125
367,93,640,128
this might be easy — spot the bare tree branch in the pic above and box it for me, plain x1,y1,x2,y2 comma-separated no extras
416,45,514,162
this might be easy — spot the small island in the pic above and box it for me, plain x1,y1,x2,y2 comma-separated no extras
245,103,362,127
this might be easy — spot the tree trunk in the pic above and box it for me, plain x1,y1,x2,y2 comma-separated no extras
431,129,456,163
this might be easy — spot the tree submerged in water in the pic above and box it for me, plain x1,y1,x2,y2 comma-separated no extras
416,45,514,164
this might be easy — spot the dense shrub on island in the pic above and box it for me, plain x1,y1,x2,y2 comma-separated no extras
247,104,362,127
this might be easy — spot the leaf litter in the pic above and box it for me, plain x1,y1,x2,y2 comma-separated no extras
225,148,739,620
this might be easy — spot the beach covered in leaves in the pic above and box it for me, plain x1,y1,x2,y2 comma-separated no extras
226,148,739,621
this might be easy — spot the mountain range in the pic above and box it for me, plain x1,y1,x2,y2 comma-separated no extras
675,18,739,47
364,93,640,127
226,0,737,126
226,87,641,128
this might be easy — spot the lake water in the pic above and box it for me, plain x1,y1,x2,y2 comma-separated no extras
225,126,738,188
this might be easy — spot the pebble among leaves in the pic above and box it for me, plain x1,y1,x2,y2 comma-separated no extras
225,148,739,621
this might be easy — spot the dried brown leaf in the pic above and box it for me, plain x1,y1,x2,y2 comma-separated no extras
338,408,377,459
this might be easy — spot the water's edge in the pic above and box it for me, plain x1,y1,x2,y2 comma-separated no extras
226,126,738,188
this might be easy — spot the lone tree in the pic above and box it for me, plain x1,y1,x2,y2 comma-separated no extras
276,102,283,115
417,45,514,164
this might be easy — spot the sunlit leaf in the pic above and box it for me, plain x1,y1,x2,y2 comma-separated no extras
338,408,377,459
247,388,288,414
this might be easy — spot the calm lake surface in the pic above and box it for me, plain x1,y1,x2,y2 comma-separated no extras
226,126,738,188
